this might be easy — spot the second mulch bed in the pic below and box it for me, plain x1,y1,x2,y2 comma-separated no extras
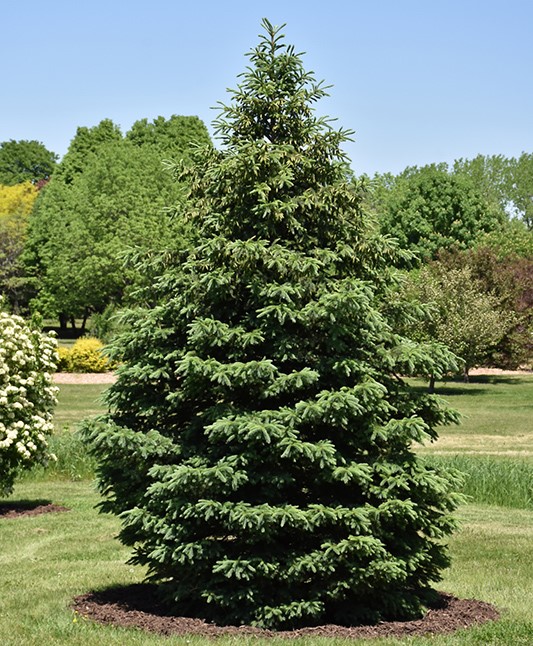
0,501,69,519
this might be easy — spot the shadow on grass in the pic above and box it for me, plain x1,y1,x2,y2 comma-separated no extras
411,383,490,397
464,375,528,385
0,498,50,511
411,374,528,397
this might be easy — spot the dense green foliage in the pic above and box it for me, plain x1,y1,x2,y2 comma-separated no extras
509,153,533,229
23,116,211,325
454,153,533,229
371,154,532,268
52,119,123,186
0,139,58,186
474,219,533,260
126,114,211,164
83,20,462,629
431,245,533,369
374,164,504,265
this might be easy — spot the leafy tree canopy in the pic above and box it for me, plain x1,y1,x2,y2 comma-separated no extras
405,262,516,380
0,140,58,186
53,119,123,185
508,152,533,229
474,219,533,260
83,19,462,630
24,116,211,324
432,246,533,368
375,164,505,265
126,114,211,163
0,181,38,218
454,153,533,229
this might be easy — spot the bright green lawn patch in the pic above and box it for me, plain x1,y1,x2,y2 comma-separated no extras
416,375,533,456
2,480,532,644
54,384,108,431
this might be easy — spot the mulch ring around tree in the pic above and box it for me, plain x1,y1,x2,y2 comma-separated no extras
0,500,70,519
72,584,500,640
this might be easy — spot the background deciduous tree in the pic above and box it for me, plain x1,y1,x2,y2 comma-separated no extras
126,114,210,164
22,120,124,327
0,181,39,310
452,154,512,218
405,263,516,383
0,140,58,186
508,153,533,229
375,164,504,265
474,219,533,260
453,153,533,229
23,116,210,328
433,241,533,369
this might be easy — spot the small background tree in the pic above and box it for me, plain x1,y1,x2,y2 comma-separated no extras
404,263,516,384
0,182,39,311
0,139,57,186
83,20,462,629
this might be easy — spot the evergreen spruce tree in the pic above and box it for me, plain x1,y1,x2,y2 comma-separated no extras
83,20,462,629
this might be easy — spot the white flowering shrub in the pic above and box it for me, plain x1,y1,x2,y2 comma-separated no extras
0,310,58,496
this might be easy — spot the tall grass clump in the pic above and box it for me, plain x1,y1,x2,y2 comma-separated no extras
425,455,533,509
23,429,96,481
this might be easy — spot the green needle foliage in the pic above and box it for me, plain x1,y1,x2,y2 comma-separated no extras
82,19,463,629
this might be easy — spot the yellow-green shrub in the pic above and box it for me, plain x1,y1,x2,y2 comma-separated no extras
60,337,111,373
55,346,71,372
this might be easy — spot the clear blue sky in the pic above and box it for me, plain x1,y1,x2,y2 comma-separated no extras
2,0,532,176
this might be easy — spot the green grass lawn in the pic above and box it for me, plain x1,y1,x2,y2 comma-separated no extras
418,374,533,456
1,376,532,644
54,384,108,431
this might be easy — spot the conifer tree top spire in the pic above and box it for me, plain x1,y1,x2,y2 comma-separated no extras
213,18,345,150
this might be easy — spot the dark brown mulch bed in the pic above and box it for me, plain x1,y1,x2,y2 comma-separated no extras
72,584,500,640
0,500,70,519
